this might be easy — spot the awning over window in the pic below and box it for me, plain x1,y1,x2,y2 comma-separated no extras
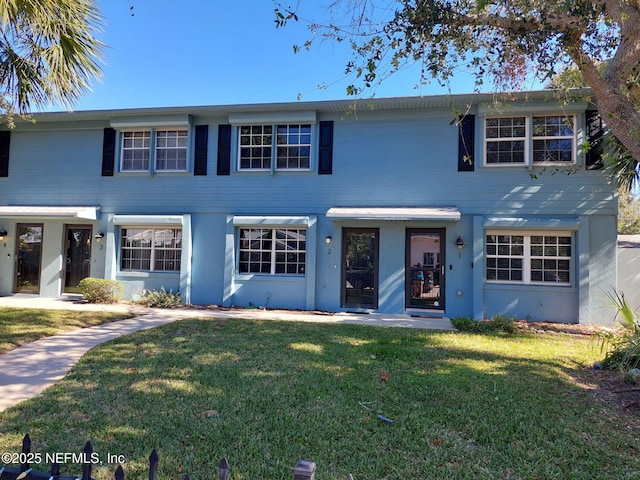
484,217,580,230
112,214,184,226
0,206,100,220
326,207,461,222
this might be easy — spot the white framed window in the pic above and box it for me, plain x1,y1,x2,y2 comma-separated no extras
156,129,188,171
484,115,576,166
485,231,572,285
485,117,527,165
121,131,151,171
532,115,575,164
120,128,189,172
238,123,312,171
239,125,272,170
120,227,182,272
238,227,306,275
276,124,311,169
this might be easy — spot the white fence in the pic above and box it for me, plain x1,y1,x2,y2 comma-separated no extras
618,235,640,312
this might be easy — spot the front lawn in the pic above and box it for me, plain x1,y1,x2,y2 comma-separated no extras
0,308,135,354
0,318,637,479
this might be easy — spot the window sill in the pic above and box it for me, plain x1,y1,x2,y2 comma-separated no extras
117,271,181,278
235,273,306,282
483,162,577,168
531,162,577,167
234,169,315,175
117,171,190,176
483,163,527,168
485,281,574,291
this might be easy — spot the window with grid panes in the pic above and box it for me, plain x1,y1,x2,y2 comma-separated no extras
485,117,526,164
238,124,311,171
156,130,188,170
238,228,306,275
239,125,272,170
486,232,572,285
532,116,575,163
484,115,577,166
120,227,182,272
120,129,188,172
486,234,524,281
276,124,311,169
530,235,572,282
121,131,151,171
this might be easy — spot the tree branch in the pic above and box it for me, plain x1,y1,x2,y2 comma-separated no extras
450,10,587,34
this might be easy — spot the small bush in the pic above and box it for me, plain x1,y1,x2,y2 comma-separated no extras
452,316,481,332
487,314,519,334
78,278,123,304
453,314,519,334
135,288,182,308
596,291,640,371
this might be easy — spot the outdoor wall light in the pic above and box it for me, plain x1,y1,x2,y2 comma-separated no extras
0,229,6,241
95,231,105,243
456,236,465,250
325,236,332,245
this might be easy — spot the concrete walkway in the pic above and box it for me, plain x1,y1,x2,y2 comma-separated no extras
0,295,453,412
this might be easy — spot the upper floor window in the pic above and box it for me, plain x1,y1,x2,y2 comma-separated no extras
532,116,575,163
120,227,182,272
156,130,188,171
120,129,188,172
485,117,526,165
484,115,576,166
122,131,150,171
485,232,572,286
238,123,311,171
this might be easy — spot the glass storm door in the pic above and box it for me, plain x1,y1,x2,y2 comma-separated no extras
64,226,92,293
14,224,43,293
406,229,445,310
342,228,379,308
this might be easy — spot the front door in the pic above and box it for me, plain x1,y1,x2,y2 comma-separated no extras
406,229,445,310
342,228,379,308
63,225,92,293
14,223,44,293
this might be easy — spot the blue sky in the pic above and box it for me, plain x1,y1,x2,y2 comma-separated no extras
60,0,540,112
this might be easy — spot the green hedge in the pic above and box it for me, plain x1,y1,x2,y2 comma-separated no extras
78,278,123,303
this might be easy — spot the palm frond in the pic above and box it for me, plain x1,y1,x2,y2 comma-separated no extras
0,0,104,114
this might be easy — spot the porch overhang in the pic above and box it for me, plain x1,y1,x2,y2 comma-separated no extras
326,206,461,222
0,205,100,220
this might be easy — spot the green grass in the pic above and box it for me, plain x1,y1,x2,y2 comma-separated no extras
0,308,134,354
0,318,638,479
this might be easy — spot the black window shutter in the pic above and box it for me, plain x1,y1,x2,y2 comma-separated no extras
586,110,604,170
194,125,209,176
318,120,334,175
0,131,10,177
217,124,231,176
101,127,116,176
458,115,475,172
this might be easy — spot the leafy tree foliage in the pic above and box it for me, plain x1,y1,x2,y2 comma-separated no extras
618,189,640,234
0,0,104,122
275,0,640,172
547,63,639,191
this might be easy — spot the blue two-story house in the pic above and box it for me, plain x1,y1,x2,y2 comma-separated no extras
0,90,617,324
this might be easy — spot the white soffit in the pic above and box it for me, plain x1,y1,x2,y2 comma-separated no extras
326,207,461,222
0,206,100,220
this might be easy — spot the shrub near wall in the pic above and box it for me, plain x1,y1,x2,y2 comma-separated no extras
135,288,182,308
78,278,123,303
